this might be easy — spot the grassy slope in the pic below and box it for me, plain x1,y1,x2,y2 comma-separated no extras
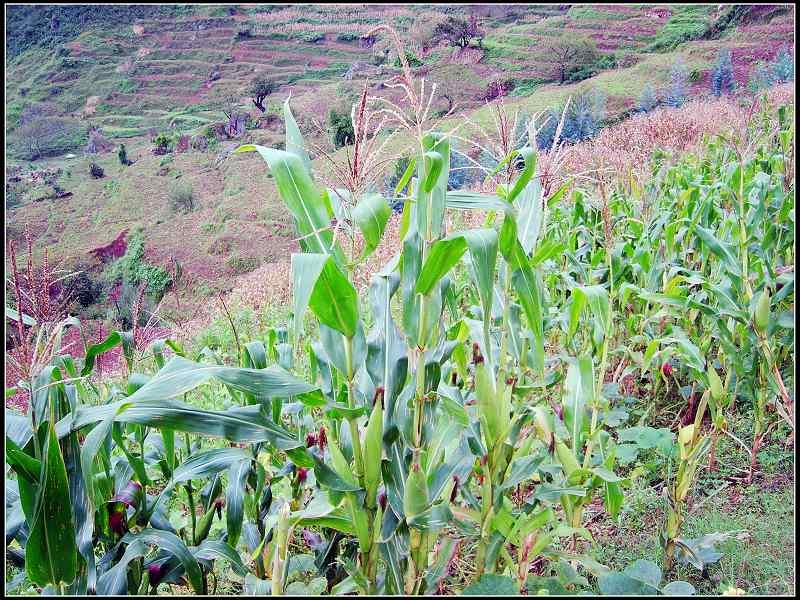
7,6,794,306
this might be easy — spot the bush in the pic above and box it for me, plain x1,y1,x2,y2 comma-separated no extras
329,109,355,149
64,264,104,309
665,59,689,108
109,281,157,330
107,230,172,300
249,75,277,112
336,32,360,42
393,50,423,68
226,255,260,274
89,162,104,178
749,48,795,92
535,88,606,151
13,115,86,160
448,146,479,191
153,132,173,155
168,181,195,213
711,49,735,97
772,47,794,83
118,144,130,166
545,34,600,84
638,84,659,113
484,79,514,101
433,15,484,48
647,5,712,52
564,53,618,83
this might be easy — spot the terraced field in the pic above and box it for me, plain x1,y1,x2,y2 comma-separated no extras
4,3,795,318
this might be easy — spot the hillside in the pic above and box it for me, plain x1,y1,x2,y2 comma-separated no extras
5,3,795,326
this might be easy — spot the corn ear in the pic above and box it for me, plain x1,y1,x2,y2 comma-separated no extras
363,400,383,509
754,289,770,334
403,464,429,521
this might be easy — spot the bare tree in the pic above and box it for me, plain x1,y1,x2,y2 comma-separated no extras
545,34,599,84
434,14,485,49
16,117,76,160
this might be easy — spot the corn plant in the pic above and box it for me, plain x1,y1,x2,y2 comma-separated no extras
4,29,794,597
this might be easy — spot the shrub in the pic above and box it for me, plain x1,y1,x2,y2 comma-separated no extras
336,32,360,42
152,132,172,155
565,53,618,83
448,145,478,191
118,143,130,166
749,49,795,92
109,280,156,330
711,49,735,97
64,264,104,309
665,58,689,108
107,230,172,299
638,84,659,113
208,236,232,255
536,88,605,150
89,162,104,178
168,181,195,213
226,254,260,274
14,115,85,160
484,79,514,101
329,108,355,148
236,23,252,38
772,47,794,83
564,89,605,141
648,5,712,52
393,50,423,68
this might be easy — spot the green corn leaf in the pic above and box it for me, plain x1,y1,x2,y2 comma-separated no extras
420,132,450,240
394,157,417,196
515,170,543,254
122,529,203,594
307,255,359,339
193,539,249,577
511,265,545,374
422,150,443,193
403,465,430,521
507,147,536,204
95,539,148,595
562,357,594,453
71,400,301,449
445,191,509,211
235,144,337,257
291,253,329,343
25,419,78,587
312,454,361,492
225,458,251,549
416,234,468,295
352,193,391,260
693,224,742,277
80,330,127,376
6,306,36,326
283,97,310,169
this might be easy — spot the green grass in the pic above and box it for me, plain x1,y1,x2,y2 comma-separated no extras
591,479,794,595
647,5,716,52
567,7,632,21
588,408,795,596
